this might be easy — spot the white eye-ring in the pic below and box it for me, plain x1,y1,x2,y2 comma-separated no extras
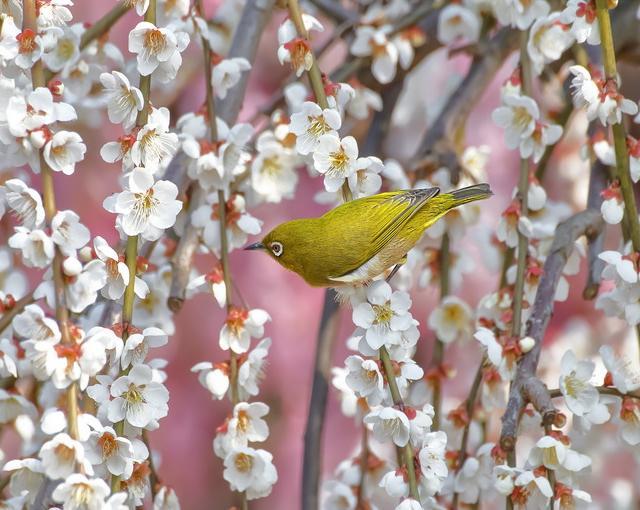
270,241,283,257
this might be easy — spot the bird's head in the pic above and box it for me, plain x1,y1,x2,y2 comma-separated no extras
244,219,309,273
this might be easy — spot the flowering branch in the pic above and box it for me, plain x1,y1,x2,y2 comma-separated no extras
111,0,156,492
500,209,604,451
379,346,419,500
595,0,640,252
23,0,79,440
413,28,519,180
511,31,533,341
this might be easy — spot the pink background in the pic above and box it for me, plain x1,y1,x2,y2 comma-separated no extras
9,1,632,508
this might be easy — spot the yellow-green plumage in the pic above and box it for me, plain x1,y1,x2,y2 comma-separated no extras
249,183,492,287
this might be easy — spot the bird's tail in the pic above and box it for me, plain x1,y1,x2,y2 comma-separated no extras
449,183,493,206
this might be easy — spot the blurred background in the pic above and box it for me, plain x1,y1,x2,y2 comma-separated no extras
8,1,640,508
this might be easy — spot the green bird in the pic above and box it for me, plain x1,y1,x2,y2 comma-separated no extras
244,183,492,287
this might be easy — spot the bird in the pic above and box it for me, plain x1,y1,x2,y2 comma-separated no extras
244,183,492,287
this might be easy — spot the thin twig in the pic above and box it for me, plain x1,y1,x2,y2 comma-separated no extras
112,0,156,491
431,233,450,431
0,291,35,334
167,0,276,308
379,346,419,500
583,160,607,300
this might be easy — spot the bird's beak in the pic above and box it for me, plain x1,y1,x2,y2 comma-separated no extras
244,242,265,251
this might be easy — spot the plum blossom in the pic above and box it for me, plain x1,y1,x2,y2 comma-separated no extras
212,57,251,99
277,14,323,76
192,193,262,256
6,87,76,140
92,235,149,300
51,474,111,509
100,71,144,130
352,280,415,351
238,337,271,399
527,13,574,75
191,361,230,400
344,355,385,405
84,426,135,478
2,178,45,228
569,65,638,126
313,134,359,192
418,430,448,496
599,345,640,394
219,306,270,354
39,433,92,480
559,350,599,416
289,101,341,155
351,25,400,84
128,22,189,82
599,182,624,224
227,402,270,448
108,364,169,428
51,210,90,256
223,447,278,499
364,406,410,447
562,0,600,44
103,169,182,241
427,296,473,344
121,327,168,368
187,264,227,308
8,227,54,268
251,131,299,203
437,4,481,46
492,0,549,29
131,107,179,173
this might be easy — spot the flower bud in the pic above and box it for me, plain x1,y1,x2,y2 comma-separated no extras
63,257,83,276
48,79,64,97
519,336,535,353
78,246,93,263
29,129,48,149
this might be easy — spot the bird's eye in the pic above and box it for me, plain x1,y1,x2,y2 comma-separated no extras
270,241,283,257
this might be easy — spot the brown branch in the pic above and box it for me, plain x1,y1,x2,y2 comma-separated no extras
583,160,607,300
302,289,341,510
308,0,358,24
549,385,640,400
0,291,35,334
500,209,604,452
167,0,275,310
413,28,519,183
451,360,484,509
301,68,406,509
216,0,277,124
167,186,204,312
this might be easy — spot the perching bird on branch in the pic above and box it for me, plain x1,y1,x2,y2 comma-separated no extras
245,183,492,287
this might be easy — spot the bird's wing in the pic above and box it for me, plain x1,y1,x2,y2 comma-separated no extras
326,187,440,280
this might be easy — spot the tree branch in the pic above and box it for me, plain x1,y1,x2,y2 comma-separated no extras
413,28,519,182
302,289,341,510
500,209,604,451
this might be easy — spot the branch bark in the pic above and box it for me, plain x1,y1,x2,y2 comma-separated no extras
302,289,341,510
500,209,604,451
167,0,276,310
413,28,519,182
